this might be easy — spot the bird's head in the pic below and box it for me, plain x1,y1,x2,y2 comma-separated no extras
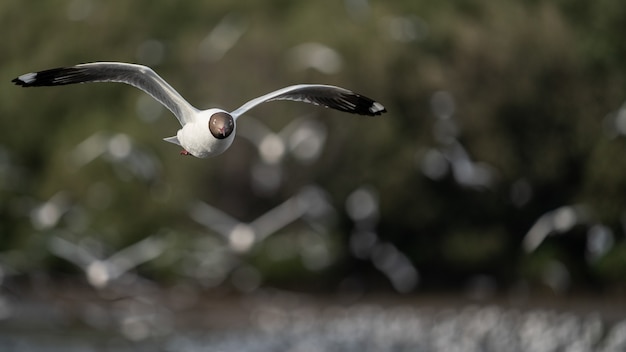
175,109,237,158
209,111,235,139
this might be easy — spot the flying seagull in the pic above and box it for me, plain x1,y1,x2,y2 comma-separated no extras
12,62,386,158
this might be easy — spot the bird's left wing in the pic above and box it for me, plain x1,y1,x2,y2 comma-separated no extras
230,84,386,120
12,62,199,126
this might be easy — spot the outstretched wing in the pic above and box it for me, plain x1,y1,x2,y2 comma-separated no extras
12,62,198,126
230,84,386,120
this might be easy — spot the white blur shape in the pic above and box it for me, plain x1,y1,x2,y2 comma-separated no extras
30,192,71,230
136,39,165,66
346,186,419,292
288,42,343,75
198,13,248,62
66,0,94,21
385,15,430,42
49,235,167,289
522,204,589,253
586,224,614,262
238,116,327,165
189,186,333,253
344,0,370,20
603,100,626,138
69,132,162,182
238,116,328,195
418,90,497,190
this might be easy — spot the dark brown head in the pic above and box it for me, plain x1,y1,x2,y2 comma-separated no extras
208,112,235,139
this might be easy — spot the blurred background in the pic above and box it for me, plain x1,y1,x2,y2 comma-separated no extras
1,0,626,350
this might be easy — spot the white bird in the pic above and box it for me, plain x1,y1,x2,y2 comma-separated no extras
12,62,387,158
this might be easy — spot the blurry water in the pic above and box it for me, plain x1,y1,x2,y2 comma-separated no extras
1,293,624,352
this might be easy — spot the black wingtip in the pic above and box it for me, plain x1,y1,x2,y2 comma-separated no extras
10,67,87,87
12,77,26,86
351,94,387,116
11,72,38,87
369,101,387,116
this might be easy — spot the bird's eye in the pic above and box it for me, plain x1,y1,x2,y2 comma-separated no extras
208,112,234,139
